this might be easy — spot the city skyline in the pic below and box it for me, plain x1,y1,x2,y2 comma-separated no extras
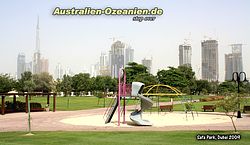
1,0,250,81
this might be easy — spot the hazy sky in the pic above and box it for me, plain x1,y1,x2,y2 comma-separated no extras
0,0,250,81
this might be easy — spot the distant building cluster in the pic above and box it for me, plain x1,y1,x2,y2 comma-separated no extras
90,40,152,78
90,40,135,78
17,17,49,79
16,18,245,82
54,63,74,80
178,39,244,81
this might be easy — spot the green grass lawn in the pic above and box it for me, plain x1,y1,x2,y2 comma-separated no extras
149,95,208,102
2,96,138,111
0,131,249,145
148,98,250,112
2,95,250,112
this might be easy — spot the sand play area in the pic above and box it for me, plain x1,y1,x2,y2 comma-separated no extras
60,111,235,127
1,108,250,131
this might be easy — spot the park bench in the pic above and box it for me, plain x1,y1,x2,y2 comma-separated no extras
160,105,173,112
243,106,250,113
202,105,216,112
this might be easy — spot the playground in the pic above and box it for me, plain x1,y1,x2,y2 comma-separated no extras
1,106,250,132
1,69,250,132
1,69,250,145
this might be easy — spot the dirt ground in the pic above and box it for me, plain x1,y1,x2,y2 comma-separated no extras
1,107,250,132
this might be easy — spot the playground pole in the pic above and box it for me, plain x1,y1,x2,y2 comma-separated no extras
118,68,121,126
26,94,33,136
123,69,126,124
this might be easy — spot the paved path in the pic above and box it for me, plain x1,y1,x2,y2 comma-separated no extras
1,105,250,132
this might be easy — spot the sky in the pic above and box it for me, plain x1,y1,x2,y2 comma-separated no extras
0,0,250,81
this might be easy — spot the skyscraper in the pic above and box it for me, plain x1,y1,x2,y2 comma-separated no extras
25,61,32,72
125,45,134,66
33,16,41,74
90,63,100,77
179,44,192,67
99,52,110,76
41,58,49,73
142,58,152,74
225,44,243,80
201,40,219,81
109,40,125,78
17,53,26,79
54,63,64,79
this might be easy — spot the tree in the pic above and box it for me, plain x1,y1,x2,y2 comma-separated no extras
72,73,91,95
195,80,211,95
16,71,35,92
125,62,148,84
60,75,73,96
93,76,117,92
238,81,250,94
218,81,237,95
55,78,62,93
134,73,158,86
157,66,196,94
216,94,242,132
0,74,15,93
33,72,54,92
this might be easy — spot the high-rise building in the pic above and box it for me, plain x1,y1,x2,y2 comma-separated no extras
201,40,219,81
33,16,41,74
54,63,64,79
142,58,152,73
179,44,192,67
109,40,125,78
41,58,49,73
25,61,32,72
32,16,49,74
65,67,74,76
17,53,26,79
99,52,110,76
225,44,243,80
125,45,134,66
90,63,100,77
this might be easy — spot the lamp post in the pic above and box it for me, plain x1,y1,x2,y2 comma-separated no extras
232,72,247,118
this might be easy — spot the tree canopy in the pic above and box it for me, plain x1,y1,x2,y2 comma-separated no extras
157,66,196,93
0,74,15,93
33,72,54,92
125,62,157,85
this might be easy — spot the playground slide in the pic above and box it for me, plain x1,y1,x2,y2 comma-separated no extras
105,98,118,124
130,94,153,126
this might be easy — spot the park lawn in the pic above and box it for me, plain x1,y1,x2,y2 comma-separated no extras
0,131,249,145
2,95,249,112
2,96,138,111
3,96,108,111
149,97,250,112
150,95,208,102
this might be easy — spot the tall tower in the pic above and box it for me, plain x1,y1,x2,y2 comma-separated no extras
179,44,192,67
99,52,110,76
225,44,243,80
125,45,134,66
142,58,152,74
17,53,26,79
201,40,219,81
109,40,125,78
33,16,41,74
